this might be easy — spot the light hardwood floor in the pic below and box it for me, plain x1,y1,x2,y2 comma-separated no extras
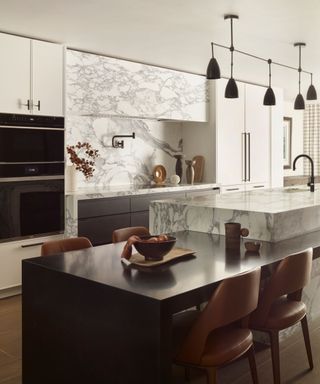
0,295,319,383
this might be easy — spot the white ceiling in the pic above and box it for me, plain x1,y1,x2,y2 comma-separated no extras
1,0,320,101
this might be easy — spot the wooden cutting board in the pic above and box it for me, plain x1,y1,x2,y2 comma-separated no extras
193,155,205,182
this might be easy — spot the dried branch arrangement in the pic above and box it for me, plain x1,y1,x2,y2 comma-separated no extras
66,142,100,179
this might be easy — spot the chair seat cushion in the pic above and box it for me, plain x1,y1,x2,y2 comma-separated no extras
200,327,252,366
252,297,306,330
172,310,253,367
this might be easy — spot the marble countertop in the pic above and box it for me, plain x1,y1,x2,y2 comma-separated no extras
151,186,320,214
65,183,219,200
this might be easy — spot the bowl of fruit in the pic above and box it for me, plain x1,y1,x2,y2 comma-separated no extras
134,234,176,261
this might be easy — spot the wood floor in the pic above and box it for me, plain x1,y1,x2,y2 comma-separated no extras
0,295,319,384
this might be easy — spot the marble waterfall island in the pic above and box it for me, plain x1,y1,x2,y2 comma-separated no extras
150,188,320,242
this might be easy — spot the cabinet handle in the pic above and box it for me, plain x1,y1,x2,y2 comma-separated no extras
21,242,44,248
247,132,251,181
226,188,239,191
253,185,265,189
22,99,31,110
33,100,41,111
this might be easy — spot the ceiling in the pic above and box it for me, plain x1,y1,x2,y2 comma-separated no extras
1,0,320,101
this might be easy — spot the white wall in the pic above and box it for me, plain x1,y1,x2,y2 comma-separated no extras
283,101,304,176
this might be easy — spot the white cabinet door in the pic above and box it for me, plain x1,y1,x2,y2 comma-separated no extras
216,79,245,186
0,33,31,114
32,40,64,116
245,84,270,184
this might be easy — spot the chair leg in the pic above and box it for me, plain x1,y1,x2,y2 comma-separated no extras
185,367,190,381
269,330,281,384
301,315,314,370
247,345,259,384
206,367,217,384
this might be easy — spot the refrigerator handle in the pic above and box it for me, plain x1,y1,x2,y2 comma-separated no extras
242,132,247,181
247,132,251,182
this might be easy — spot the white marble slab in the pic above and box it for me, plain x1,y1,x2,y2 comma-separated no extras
150,187,320,242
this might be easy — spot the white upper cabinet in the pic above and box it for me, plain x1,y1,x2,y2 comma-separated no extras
0,33,31,114
66,50,208,121
32,40,64,116
0,33,64,116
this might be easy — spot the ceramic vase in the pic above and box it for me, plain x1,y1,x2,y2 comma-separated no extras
185,160,195,184
174,155,184,183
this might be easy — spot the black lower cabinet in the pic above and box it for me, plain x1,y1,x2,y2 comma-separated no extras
78,188,217,245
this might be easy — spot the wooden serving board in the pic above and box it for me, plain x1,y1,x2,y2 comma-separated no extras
127,247,195,267
193,155,205,182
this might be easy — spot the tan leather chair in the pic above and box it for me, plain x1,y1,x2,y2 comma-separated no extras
249,248,313,384
41,237,92,256
173,268,261,384
112,226,150,243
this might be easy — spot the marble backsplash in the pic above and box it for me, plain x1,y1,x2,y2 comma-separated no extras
65,116,183,187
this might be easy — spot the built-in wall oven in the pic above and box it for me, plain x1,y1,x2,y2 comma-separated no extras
0,113,65,242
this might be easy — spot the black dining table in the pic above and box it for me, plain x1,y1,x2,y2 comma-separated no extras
22,230,320,384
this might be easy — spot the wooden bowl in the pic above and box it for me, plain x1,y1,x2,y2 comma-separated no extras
244,241,261,252
134,236,176,261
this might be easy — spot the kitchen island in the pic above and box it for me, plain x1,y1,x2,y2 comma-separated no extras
150,187,320,242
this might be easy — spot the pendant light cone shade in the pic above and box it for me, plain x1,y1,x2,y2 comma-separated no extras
225,77,239,98
307,84,317,100
206,57,221,79
263,87,276,106
294,93,305,110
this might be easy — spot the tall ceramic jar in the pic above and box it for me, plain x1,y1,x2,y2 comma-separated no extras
185,160,196,184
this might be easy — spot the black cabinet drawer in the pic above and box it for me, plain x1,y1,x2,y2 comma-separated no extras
131,192,186,212
131,211,149,228
78,213,131,245
78,197,130,219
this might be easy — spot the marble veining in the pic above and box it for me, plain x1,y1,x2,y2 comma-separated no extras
66,50,208,121
66,115,183,188
150,188,320,242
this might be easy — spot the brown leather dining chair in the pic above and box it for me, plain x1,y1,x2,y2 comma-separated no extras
249,248,313,384
41,237,93,256
172,267,261,384
112,226,150,243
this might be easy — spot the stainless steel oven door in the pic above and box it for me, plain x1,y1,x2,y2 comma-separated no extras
0,177,64,242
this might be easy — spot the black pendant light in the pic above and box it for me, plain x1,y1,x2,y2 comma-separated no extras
263,59,276,105
294,42,306,110
206,42,221,79
307,73,317,100
224,14,239,98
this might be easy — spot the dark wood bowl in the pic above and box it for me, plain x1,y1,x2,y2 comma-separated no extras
244,241,261,252
134,236,176,261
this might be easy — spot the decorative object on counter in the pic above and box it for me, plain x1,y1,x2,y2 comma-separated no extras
170,174,180,185
173,154,184,182
206,15,317,109
192,155,205,183
244,241,261,252
153,164,167,184
185,160,196,184
66,142,99,180
112,132,135,148
225,222,249,250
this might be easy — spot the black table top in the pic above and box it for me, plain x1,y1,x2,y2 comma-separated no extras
24,230,320,302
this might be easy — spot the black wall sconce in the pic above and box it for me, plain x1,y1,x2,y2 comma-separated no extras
112,132,135,149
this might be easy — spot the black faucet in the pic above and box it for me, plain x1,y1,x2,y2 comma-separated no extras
292,154,315,192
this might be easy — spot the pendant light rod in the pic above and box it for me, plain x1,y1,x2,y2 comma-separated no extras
268,59,272,87
295,42,305,94
210,42,313,76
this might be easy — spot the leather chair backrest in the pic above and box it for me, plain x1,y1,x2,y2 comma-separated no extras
41,237,92,256
251,248,313,326
112,226,150,243
176,267,261,364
